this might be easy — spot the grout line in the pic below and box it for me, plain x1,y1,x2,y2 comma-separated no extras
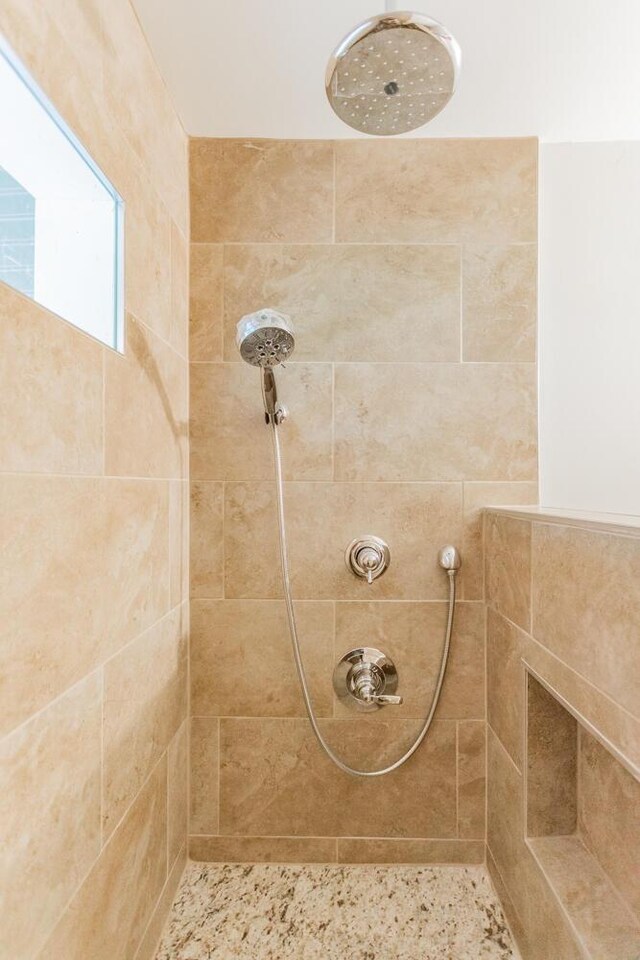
37,750,169,957
132,843,187,960
487,604,640,729
221,480,226,600
330,363,335,481
220,244,226,362
487,722,522,777
194,240,539,248
189,715,465,724
215,717,221,836
484,603,489,844
458,244,464,363
485,845,527,953
187,359,538,366
101,346,107,475
99,667,105,852
455,721,460,838
331,144,337,243
165,745,170,882
131,309,190,366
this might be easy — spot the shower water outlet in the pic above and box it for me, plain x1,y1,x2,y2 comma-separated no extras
333,647,402,711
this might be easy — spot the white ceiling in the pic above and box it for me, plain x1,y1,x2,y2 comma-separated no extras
132,0,640,141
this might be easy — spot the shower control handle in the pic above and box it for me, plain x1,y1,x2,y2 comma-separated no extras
367,693,403,706
345,536,390,583
333,647,401,711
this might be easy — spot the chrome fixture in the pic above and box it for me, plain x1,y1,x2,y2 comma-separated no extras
236,309,294,424
334,647,402,710
238,310,461,776
325,9,461,136
438,544,461,572
345,535,390,584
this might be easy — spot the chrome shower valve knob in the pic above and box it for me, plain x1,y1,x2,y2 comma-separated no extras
333,648,402,711
345,535,390,584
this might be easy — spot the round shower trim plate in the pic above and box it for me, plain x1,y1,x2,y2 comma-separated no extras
325,10,461,136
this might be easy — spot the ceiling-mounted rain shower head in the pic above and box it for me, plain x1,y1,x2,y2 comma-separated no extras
325,11,461,136
236,309,295,367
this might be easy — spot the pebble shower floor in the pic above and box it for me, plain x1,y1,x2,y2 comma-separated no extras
155,862,520,959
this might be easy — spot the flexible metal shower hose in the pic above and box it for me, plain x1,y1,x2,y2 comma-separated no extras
270,420,458,777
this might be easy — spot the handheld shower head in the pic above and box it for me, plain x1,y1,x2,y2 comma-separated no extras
236,309,295,424
236,309,295,368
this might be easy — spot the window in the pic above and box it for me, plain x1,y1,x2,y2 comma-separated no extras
0,35,124,350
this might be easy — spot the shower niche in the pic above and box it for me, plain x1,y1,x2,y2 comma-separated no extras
525,673,640,960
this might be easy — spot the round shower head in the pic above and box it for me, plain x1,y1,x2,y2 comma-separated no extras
236,309,295,367
325,11,461,136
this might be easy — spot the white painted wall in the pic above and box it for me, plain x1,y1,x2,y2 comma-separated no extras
539,142,640,516
132,0,640,141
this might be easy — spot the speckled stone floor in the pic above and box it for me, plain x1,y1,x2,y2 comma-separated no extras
155,862,520,959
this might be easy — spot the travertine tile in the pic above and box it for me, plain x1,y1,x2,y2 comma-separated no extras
579,728,640,920
170,482,189,607
485,513,531,630
488,728,582,960
170,222,189,358
333,601,485,720
487,609,526,770
103,607,187,837
335,139,537,243
191,600,333,717
190,244,224,361
526,676,577,838
222,244,461,362
219,718,457,838
168,721,189,870
457,721,486,840
0,285,103,475
190,362,332,481
0,673,101,959
487,727,528,916
123,164,173,346
102,0,188,233
224,481,463,600
190,836,337,863
522,635,640,777
38,758,167,960
104,315,188,479
190,139,334,243
190,481,224,599
462,244,537,362
133,845,186,960
461,482,538,600
190,718,219,835
334,363,537,482
486,848,528,955
0,475,170,737
337,838,485,864
528,835,640,960
532,522,640,717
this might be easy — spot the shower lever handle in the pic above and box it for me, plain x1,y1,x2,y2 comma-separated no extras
368,693,403,706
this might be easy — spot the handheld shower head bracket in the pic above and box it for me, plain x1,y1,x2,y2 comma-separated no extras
261,367,288,425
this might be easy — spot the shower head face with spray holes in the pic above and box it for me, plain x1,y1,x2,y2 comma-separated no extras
236,309,295,368
326,11,461,135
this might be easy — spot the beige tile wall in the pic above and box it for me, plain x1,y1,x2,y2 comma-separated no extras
485,508,640,959
0,2,189,957
189,136,538,863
